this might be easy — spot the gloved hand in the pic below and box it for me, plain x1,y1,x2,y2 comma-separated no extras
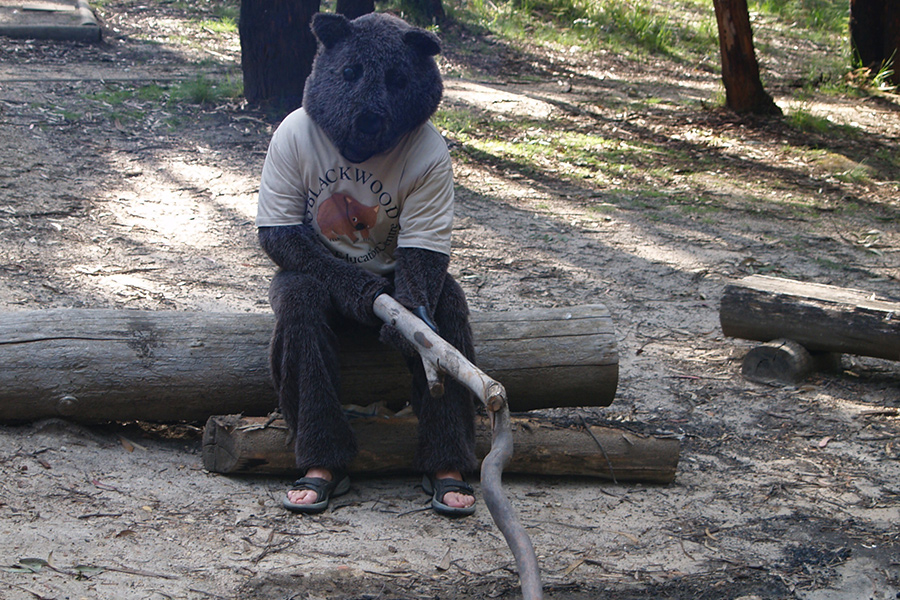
378,303,438,357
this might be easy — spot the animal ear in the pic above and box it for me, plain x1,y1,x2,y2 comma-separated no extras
404,28,441,57
311,12,353,49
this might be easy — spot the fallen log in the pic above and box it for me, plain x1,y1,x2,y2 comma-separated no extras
0,305,617,423
740,338,842,385
721,275,900,362
202,414,680,484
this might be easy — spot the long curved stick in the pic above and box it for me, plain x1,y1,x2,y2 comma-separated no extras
373,294,543,600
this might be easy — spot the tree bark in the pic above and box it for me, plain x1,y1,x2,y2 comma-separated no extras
712,0,781,115
888,2,900,85
0,305,618,423
202,414,680,483
851,0,885,70
239,0,320,113
416,0,446,23
336,0,374,20
851,0,900,85
720,275,900,361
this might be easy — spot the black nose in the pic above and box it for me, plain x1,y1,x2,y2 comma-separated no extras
356,111,382,136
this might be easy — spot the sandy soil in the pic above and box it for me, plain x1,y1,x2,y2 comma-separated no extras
0,2,898,599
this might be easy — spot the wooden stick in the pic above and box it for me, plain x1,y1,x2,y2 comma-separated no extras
372,294,542,600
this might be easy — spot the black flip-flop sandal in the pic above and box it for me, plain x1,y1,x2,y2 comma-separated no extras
283,472,350,514
422,474,476,517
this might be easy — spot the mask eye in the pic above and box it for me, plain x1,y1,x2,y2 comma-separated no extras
342,65,361,82
385,69,408,90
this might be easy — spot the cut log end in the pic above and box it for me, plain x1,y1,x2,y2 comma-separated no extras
741,338,814,384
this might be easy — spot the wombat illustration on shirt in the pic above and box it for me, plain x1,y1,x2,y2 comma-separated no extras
316,193,380,242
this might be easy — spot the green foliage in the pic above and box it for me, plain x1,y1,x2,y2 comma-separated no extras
749,0,847,35
433,108,482,136
786,108,860,138
89,76,242,110
872,53,897,92
455,0,717,59
171,75,243,105
197,15,238,34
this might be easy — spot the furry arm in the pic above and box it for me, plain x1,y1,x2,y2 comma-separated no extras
258,224,391,326
379,246,449,354
391,247,449,322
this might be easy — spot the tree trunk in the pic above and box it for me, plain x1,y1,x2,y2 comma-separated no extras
851,0,900,85
0,305,618,423
851,0,885,70
712,0,781,115
202,414,680,483
888,2,900,85
239,0,320,113
336,0,374,20
419,0,446,23
720,275,900,361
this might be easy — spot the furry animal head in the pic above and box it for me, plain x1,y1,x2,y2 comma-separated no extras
303,12,443,163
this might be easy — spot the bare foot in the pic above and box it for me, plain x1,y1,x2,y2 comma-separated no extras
286,467,332,506
434,469,475,509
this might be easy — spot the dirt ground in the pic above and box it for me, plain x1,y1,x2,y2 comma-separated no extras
1,2,899,599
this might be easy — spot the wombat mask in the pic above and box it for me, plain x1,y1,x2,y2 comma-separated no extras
303,12,444,163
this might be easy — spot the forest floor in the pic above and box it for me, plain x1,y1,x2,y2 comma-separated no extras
0,1,898,599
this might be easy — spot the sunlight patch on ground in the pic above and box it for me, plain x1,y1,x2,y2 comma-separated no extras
456,160,743,277
444,79,558,119
99,158,257,253
89,272,162,301
618,234,738,272
166,159,258,222
104,187,212,244
780,96,900,138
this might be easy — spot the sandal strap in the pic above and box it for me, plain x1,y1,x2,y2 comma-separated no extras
288,470,348,494
431,477,474,497
288,476,332,495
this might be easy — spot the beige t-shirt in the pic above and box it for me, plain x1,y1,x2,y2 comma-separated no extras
256,108,454,275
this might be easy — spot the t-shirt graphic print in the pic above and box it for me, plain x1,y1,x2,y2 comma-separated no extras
256,108,455,276
316,193,380,242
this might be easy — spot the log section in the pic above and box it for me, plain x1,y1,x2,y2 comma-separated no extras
0,305,617,422
720,275,900,361
202,414,679,484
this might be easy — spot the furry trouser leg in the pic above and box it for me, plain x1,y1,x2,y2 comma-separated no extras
408,275,478,474
269,271,358,472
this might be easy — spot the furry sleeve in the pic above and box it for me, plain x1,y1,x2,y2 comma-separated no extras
258,224,391,326
391,247,449,322
379,247,449,354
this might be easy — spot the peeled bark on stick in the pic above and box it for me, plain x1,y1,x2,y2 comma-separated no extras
0,305,617,423
202,414,680,484
720,275,900,361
